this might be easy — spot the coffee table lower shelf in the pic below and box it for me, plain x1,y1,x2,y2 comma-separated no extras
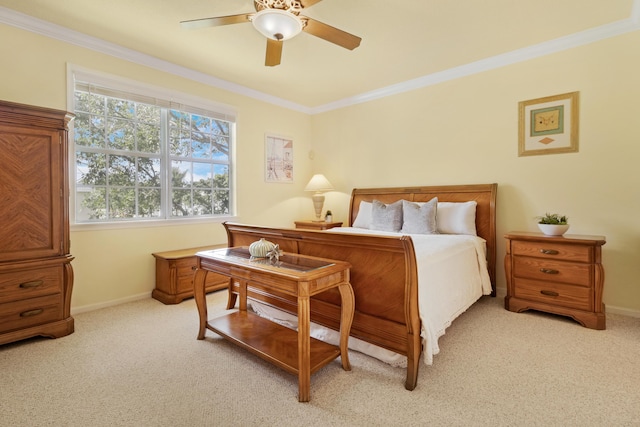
207,310,341,375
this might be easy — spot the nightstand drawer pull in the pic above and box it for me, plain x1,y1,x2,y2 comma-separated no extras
20,308,44,317
540,268,559,274
540,249,559,255
19,280,44,289
540,290,559,297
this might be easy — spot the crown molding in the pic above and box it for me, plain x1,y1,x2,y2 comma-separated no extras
311,13,640,114
0,6,313,114
1,4,639,115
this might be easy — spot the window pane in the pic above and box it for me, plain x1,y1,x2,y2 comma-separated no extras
109,188,135,219
214,190,229,214
75,113,105,148
193,162,212,188
172,189,191,216
192,138,210,159
138,157,161,187
137,122,160,153
194,189,212,215
76,152,107,185
107,118,135,150
138,188,161,218
108,155,136,186
107,98,135,120
212,135,229,161
171,161,191,188
77,187,106,221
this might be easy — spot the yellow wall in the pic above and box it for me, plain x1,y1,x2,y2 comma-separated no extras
0,24,314,310
312,31,640,314
2,22,639,314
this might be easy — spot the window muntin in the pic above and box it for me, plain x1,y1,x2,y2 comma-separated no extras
73,84,233,223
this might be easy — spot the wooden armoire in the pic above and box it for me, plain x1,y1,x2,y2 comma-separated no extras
0,100,75,345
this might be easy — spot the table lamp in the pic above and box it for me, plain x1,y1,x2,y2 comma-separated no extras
304,174,334,222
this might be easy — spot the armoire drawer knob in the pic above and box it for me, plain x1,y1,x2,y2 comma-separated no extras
540,268,559,274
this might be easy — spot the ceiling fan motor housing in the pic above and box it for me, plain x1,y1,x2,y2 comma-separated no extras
252,9,304,41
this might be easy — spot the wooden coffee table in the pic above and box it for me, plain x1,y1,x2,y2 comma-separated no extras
193,247,354,402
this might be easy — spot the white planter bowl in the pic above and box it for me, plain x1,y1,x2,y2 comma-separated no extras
538,223,570,236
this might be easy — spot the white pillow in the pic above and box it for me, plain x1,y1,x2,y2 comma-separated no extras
371,200,403,232
437,201,477,235
352,201,372,228
401,198,438,234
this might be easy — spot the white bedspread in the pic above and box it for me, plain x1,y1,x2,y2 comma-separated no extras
248,227,492,367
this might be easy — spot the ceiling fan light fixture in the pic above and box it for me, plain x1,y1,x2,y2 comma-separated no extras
251,9,303,41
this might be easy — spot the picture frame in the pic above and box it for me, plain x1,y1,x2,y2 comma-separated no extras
518,91,579,156
265,133,293,183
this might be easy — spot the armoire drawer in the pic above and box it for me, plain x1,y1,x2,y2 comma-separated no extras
0,294,64,334
0,266,63,304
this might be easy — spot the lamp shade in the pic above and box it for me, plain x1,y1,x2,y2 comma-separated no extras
252,9,303,41
304,174,334,193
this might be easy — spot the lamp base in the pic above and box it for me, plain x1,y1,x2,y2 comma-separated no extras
311,193,325,222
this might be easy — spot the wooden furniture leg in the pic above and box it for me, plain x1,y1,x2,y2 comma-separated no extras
338,283,355,371
226,278,237,309
194,268,208,340
297,295,311,402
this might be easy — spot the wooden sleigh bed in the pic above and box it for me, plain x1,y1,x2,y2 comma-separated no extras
222,183,497,390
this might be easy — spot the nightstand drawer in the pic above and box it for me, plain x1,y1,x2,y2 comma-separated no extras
513,257,591,286
0,266,63,304
512,240,592,263
0,294,64,334
513,278,592,311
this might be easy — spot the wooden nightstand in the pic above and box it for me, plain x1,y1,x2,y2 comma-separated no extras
504,231,606,329
294,220,343,230
152,245,229,304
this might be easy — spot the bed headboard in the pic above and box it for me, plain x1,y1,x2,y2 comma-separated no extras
348,183,498,293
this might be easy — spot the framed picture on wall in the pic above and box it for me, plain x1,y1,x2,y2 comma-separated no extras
265,133,294,183
518,91,579,156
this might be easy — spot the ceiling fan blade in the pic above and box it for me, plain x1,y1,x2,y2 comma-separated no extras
302,17,361,50
265,38,283,66
180,13,253,30
299,0,323,8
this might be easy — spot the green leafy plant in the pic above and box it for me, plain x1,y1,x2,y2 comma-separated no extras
537,213,568,225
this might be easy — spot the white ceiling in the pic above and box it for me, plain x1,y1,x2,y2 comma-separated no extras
1,0,638,112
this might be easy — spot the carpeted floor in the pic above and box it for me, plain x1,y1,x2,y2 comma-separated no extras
1,291,639,426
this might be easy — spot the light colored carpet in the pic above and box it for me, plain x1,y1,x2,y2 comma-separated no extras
1,291,639,427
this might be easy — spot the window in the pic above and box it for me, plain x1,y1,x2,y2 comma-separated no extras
71,70,235,223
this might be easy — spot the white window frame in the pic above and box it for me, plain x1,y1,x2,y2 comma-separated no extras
67,65,237,229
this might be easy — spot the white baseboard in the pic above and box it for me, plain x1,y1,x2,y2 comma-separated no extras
71,292,152,315
606,305,640,318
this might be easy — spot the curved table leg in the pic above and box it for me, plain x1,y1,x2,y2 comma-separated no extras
193,268,209,340
337,282,355,371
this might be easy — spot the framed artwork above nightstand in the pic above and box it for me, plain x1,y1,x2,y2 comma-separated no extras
294,221,343,230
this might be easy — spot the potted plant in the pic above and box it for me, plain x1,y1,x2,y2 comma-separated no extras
537,213,570,236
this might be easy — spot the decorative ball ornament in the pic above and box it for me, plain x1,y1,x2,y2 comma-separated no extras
249,238,276,258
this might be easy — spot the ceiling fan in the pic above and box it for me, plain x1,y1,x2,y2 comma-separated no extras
180,0,362,66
